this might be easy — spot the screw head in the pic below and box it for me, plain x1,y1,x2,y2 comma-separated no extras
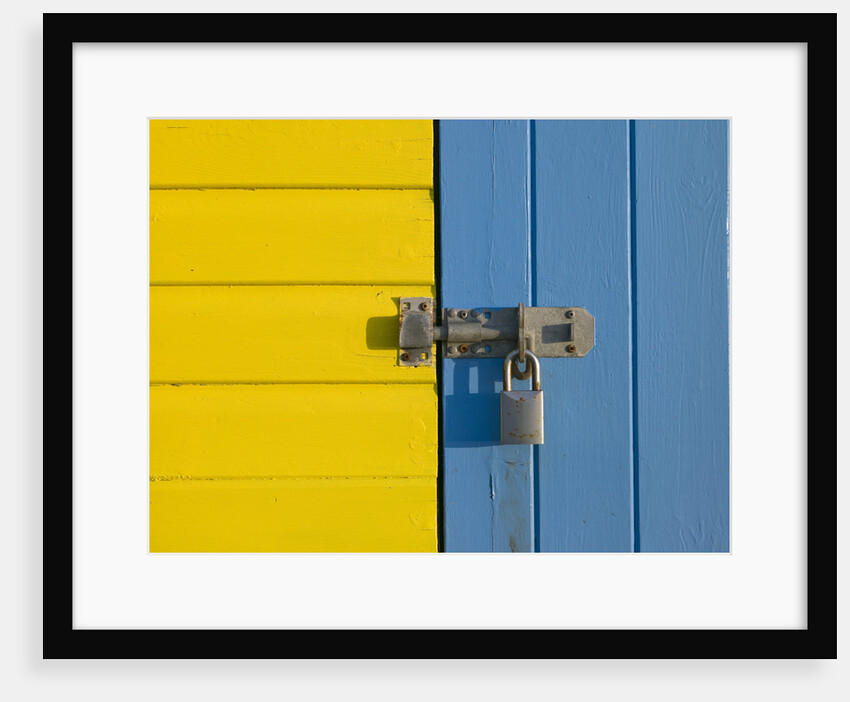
419,301,430,311
565,310,575,319
458,310,468,319
401,352,410,361
566,344,576,353
458,344,469,353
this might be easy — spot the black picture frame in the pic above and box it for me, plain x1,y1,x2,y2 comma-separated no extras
46,12,836,659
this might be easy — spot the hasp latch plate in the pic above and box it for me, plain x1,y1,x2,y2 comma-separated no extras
398,297,436,367
398,298,594,367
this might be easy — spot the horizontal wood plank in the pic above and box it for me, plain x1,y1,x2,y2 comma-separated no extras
149,478,438,552
150,383,437,479
150,119,433,189
150,189,434,285
150,284,435,384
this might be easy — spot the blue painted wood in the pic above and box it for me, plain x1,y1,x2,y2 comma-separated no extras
440,120,535,552
632,120,730,552
439,119,729,553
533,121,635,552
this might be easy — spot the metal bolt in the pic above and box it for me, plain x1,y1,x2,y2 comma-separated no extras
566,344,576,353
401,352,410,361
458,310,468,319
565,310,575,319
458,344,469,353
419,301,430,311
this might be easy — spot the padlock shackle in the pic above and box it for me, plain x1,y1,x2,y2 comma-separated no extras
503,349,540,392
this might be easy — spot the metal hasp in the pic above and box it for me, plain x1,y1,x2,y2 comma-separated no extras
398,298,595,367
398,297,436,367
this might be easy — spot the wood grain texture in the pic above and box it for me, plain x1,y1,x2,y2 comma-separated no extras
150,384,437,479
632,120,729,552
150,189,434,285
534,121,634,552
150,477,437,552
150,284,435,384
150,119,433,189
440,120,535,552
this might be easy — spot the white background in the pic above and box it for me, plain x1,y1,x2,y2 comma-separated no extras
74,44,807,631
4,1,848,700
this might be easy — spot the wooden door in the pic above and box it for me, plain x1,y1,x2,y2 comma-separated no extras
439,120,729,553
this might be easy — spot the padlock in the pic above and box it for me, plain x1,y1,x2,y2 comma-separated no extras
500,349,544,445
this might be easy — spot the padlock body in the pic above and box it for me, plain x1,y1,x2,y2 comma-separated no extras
500,390,544,445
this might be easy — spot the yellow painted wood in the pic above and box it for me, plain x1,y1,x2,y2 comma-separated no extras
149,189,434,285
150,384,437,479
150,119,433,189
149,478,437,552
150,284,436,384
150,119,437,552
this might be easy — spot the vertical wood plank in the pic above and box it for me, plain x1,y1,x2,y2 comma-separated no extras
632,120,730,552
440,120,534,552
533,121,635,552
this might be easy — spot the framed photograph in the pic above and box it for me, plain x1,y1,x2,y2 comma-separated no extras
49,13,836,657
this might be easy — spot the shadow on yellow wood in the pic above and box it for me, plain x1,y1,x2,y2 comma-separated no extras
149,285,436,384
